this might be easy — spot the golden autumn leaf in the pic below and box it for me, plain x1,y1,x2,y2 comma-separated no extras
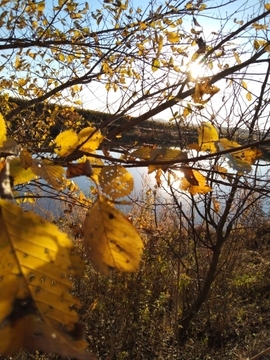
84,195,143,275
167,32,180,43
152,58,160,72
192,80,220,104
180,170,212,195
0,161,13,199
198,122,219,152
218,138,262,172
31,159,64,190
54,129,78,157
78,127,104,153
0,112,7,147
213,197,220,213
214,165,228,179
98,165,134,199
246,92,252,101
265,3,270,10
0,200,95,359
181,167,199,186
10,158,37,185
148,148,187,173
155,168,163,187
131,147,152,160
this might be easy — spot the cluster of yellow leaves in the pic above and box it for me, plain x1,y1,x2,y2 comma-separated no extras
180,170,211,195
54,126,104,157
192,80,220,104
0,108,145,358
198,122,262,173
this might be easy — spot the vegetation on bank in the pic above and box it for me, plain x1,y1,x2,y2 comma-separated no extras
8,187,270,360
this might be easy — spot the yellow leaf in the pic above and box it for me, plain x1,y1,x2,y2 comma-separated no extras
139,21,147,30
54,129,78,156
265,3,270,10
246,91,252,101
14,56,21,70
78,127,104,153
37,1,45,12
233,51,241,64
183,105,192,117
199,3,207,10
254,40,259,50
31,159,64,190
152,58,160,72
58,53,65,61
84,195,143,274
180,170,212,195
148,148,187,173
131,147,152,160
0,200,95,359
185,2,193,9
157,35,163,56
214,165,228,180
192,80,219,104
167,32,180,43
198,122,219,152
10,158,36,185
98,165,134,199
217,138,262,172
213,198,220,213
241,81,247,90
0,112,6,147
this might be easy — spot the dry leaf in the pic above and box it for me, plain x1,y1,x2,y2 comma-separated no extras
218,138,262,172
31,159,64,190
67,160,93,178
84,195,143,275
98,165,134,200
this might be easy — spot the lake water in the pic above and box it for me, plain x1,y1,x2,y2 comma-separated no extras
19,151,270,224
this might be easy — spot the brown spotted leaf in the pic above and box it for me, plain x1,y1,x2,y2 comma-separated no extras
84,195,143,275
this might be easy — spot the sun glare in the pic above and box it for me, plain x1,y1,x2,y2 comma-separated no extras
188,60,204,80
